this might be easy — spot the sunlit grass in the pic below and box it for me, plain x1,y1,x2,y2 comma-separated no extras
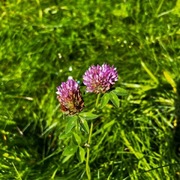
0,0,180,179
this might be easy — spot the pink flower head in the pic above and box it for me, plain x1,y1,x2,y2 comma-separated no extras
56,79,84,115
83,64,118,94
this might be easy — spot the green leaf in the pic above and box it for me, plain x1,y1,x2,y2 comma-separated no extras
59,132,72,140
112,87,128,96
79,117,89,134
73,132,81,145
163,70,176,93
79,112,99,120
100,93,110,108
109,91,120,108
65,116,77,134
62,155,73,164
79,146,85,163
62,144,78,156
41,122,58,136
141,61,159,84
103,119,115,129
112,4,128,18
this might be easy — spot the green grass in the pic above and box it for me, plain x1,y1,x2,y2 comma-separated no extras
0,0,180,179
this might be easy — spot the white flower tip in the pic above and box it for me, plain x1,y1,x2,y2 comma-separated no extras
68,76,73,80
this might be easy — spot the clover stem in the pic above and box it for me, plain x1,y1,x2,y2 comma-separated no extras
86,94,100,179
86,121,93,180
95,93,101,107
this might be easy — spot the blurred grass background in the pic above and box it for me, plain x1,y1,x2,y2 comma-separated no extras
0,0,180,179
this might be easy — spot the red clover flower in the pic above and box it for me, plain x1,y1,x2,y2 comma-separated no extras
56,78,84,115
83,64,118,94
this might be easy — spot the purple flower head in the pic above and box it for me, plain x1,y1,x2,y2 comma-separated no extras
56,78,84,115
83,64,118,94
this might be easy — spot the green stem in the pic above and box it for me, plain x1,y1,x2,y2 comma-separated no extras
95,93,101,107
86,122,93,180
86,94,100,179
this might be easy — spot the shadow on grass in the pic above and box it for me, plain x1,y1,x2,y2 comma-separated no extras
174,80,180,157
173,79,180,179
